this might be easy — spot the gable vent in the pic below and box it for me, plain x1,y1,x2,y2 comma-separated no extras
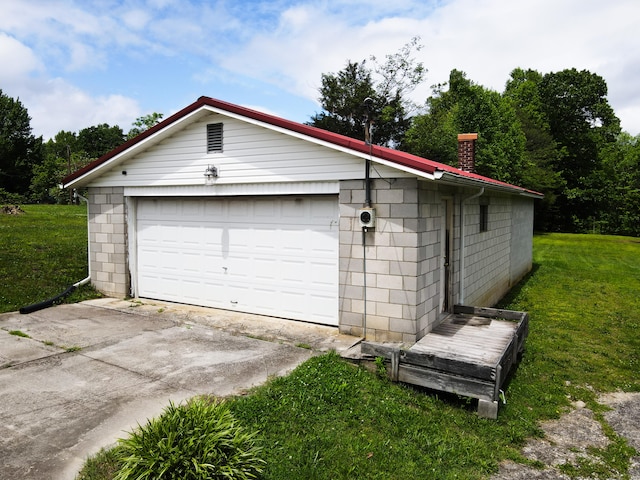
207,123,223,153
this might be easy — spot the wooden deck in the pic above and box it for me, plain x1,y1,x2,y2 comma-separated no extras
360,305,529,418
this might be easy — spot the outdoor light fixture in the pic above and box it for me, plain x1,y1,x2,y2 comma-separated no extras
204,164,218,184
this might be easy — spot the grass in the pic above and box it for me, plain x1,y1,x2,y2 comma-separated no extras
0,204,101,313
229,353,517,479
77,448,123,480
500,234,640,400
1,207,636,478
8,329,30,338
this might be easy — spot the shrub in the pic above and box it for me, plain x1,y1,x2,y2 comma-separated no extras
0,188,25,204
115,397,264,480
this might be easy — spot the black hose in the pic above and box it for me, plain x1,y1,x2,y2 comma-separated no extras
19,285,77,314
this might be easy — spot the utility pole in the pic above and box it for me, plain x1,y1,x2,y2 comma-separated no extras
67,145,73,204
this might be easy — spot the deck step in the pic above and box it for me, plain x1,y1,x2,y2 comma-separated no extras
358,305,529,419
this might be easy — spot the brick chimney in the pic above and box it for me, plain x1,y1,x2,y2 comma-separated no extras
457,133,478,173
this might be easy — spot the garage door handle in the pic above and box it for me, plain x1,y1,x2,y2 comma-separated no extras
230,301,238,305
223,267,228,272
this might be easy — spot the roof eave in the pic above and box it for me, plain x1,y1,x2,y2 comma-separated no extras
437,171,544,198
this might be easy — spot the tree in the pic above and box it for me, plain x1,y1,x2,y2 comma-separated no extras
405,70,526,184
537,69,620,231
30,131,78,204
504,68,565,231
31,124,126,204
309,37,426,147
77,124,125,159
310,60,377,141
540,69,620,178
598,133,640,236
127,112,164,139
502,67,622,232
0,89,43,199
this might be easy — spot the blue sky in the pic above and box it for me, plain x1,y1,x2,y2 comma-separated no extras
2,0,639,140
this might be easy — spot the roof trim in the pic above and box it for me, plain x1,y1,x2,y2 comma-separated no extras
61,96,543,198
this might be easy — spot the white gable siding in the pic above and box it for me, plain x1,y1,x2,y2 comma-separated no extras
89,113,406,188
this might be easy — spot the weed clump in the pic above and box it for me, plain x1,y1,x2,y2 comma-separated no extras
115,397,264,480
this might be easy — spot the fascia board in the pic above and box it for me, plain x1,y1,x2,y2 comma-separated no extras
438,172,544,198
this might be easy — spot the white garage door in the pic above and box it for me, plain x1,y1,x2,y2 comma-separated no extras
135,196,339,325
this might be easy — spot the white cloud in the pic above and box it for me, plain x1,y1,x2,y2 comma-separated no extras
122,9,152,30
217,0,640,134
219,4,426,106
20,78,141,140
0,33,44,83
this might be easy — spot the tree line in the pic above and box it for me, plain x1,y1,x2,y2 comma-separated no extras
1,38,638,235
0,100,162,205
308,39,639,236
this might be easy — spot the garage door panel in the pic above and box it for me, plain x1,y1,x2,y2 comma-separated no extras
137,223,164,244
309,261,337,286
136,196,338,325
252,257,278,279
310,198,336,218
254,199,277,218
227,200,250,218
279,259,305,282
280,200,306,219
180,251,204,273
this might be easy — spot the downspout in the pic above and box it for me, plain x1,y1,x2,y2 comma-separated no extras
74,190,92,284
19,190,91,314
459,187,484,305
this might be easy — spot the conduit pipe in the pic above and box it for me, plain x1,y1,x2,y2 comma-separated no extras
362,98,374,339
458,187,484,305
19,191,91,314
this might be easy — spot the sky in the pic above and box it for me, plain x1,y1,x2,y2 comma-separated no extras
1,0,639,141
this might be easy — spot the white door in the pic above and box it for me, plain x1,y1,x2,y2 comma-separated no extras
135,196,339,325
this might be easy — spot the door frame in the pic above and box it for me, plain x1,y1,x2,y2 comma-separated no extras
439,197,454,314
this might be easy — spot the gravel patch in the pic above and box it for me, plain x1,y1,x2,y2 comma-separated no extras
491,393,640,480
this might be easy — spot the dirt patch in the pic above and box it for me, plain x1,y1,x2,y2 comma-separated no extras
0,205,24,215
491,393,640,479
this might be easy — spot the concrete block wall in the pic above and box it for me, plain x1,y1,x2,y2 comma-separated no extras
88,187,129,297
462,194,512,307
509,197,534,286
339,178,422,343
415,183,447,338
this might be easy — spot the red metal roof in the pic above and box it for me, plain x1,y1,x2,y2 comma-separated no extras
62,96,542,197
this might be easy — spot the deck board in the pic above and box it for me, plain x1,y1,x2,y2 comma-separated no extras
410,314,518,367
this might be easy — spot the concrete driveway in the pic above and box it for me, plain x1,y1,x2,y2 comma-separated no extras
0,298,359,480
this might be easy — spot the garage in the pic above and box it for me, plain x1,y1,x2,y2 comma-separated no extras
134,195,339,325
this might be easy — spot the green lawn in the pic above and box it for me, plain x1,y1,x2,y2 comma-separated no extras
0,204,100,313
2,207,638,479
